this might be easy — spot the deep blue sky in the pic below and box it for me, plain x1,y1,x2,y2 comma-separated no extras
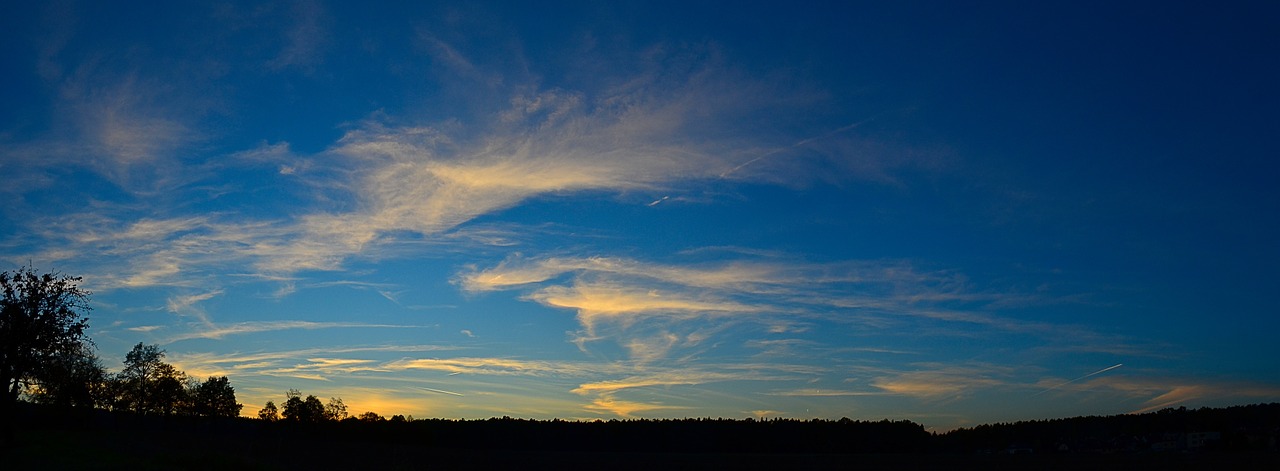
2,1,1277,429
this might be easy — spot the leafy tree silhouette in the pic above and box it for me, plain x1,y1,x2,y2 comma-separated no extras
0,267,94,421
282,389,326,423
189,376,242,418
357,411,385,422
25,344,107,408
258,400,280,421
115,343,188,415
325,396,348,421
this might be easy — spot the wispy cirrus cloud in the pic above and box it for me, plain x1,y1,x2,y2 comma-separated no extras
8,44,861,290
570,370,763,396
165,289,223,325
460,256,819,293
0,73,201,196
77,81,195,168
870,364,1014,400
304,83,742,250
460,255,980,310
764,389,884,397
254,358,387,381
5,15,221,195
530,283,765,333
569,368,799,418
1064,376,1280,414
584,395,688,418
381,357,604,377
224,42,906,275
165,320,426,343
459,255,1015,361
174,342,823,418
166,344,462,380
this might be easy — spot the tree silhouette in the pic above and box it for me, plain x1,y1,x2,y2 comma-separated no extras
189,376,242,418
25,344,107,408
0,267,93,420
115,343,188,415
282,389,326,423
325,397,348,421
258,400,280,421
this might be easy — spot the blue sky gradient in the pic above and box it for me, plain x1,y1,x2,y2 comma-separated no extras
2,1,1278,429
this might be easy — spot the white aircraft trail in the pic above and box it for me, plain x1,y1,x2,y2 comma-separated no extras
718,118,874,178
1035,363,1123,396
421,387,465,397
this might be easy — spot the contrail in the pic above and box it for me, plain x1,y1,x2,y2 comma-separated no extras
717,118,874,179
420,387,464,397
1034,363,1123,396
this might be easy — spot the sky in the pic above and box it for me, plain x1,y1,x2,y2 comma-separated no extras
2,1,1278,430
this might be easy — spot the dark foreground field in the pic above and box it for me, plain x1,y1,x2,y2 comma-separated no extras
14,429,1278,470
8,404,1280,470
15,428,1277,470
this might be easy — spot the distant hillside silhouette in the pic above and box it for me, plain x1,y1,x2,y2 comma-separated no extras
936,403,1280,454
9,402,1280,469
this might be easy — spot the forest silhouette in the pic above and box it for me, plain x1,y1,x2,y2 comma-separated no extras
11,402,1280,469
4,268,1279,469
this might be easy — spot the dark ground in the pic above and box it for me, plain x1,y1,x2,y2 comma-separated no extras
8,404,1280,470
10,422,1279,470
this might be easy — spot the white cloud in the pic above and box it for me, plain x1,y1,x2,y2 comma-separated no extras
165,344,463,381
459,255,1012,362
165,320,425,343
764,389,884,397
583,394,686,418
380,357,601,377
530,283,763,334
165,289,223,325
5,39,902,294
571,370,754,396
1076,376,1280,414
870,364,1013,400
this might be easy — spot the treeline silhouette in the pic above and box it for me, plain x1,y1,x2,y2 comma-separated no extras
21,400,1277,455
936,403,1280,454
366,416,931,454
12,401,1280,469
20,341,242,419
242,403,1280,454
